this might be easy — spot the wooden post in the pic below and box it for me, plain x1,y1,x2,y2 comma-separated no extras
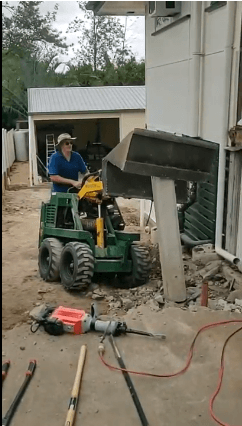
225,150,242,254
151,177,186,302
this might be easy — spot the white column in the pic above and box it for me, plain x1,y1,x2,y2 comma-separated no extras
140,199,145,228
28,116,33,186
29,116,38,185
151,177,186,302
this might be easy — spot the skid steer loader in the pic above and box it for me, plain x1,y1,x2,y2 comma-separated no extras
38,171,151,291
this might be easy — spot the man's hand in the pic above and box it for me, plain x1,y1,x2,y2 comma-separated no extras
71,180,82,189
50,175,83,189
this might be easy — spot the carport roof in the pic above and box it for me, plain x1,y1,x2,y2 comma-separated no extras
28,86,146,115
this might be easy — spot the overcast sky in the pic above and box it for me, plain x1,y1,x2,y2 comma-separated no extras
6,1,145,70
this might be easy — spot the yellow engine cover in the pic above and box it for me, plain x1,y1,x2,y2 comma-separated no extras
78,176,103,202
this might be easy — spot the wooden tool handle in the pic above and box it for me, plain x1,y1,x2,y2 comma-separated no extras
64,345,87,426
64,406,76,426
72,345,87,397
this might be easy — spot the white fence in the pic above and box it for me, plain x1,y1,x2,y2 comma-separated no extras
2,128,16,191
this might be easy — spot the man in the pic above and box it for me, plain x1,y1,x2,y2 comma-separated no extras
48,133,89,192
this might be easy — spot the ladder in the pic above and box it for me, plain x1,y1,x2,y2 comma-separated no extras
46,134,56,174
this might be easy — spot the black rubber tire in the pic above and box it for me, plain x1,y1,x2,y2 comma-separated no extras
60,242,94,290
38,238,63,282
117,244,152,288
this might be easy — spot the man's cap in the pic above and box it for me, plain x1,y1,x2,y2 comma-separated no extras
57,133,77,146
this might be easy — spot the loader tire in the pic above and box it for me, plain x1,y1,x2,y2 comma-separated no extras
117,244,151,288
38,238,63,282
60,242,94,291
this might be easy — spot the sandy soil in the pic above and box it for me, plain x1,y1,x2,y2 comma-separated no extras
2,163,242,426
2,163,152,331
2,308,242,426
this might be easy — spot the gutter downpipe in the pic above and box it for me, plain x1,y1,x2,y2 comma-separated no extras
214,1,240,265
181,2,207,248
189,1,202,137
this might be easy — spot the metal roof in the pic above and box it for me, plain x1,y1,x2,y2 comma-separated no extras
28,86,146,115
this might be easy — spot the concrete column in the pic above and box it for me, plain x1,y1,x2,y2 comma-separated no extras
28,116,38,185
151,177,186,302
140,199,145,228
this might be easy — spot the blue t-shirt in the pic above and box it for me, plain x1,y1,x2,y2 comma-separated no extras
48,151,87,192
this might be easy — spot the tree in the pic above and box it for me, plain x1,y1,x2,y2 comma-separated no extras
2,1,68,60
116,59,145,85
2,50,28,118
67,1,133,72
2,1,69,123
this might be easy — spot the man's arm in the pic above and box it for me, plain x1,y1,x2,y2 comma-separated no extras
50,175,82,189
76,152,89,175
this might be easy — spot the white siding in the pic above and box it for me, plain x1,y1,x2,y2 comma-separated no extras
200,52,228,143
146,61,190,134
2,129,15,174
2,128,16,191
145,3,191,135
143,1,242,265
145,2,237,142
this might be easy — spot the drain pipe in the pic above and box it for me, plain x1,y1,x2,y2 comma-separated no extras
180,233,212,248
182,3,210,250
214,2,240,265
189,1,202,137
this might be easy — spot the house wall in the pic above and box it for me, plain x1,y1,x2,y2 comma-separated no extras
142,1,242,268
120,110,145,140
145,2,191,135
145,1,238,141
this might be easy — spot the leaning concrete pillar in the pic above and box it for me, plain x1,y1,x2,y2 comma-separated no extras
151,177,186,302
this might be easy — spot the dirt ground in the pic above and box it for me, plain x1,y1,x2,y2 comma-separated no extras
2,163,149,331
2,308,242,426
2,162,242,426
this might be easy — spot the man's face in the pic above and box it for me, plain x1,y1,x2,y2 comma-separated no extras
61,139,73,155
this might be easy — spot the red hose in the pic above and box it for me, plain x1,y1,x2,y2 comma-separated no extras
209,325,242,426
99,319,242,426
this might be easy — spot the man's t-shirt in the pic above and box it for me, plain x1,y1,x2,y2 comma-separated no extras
48,151,87,192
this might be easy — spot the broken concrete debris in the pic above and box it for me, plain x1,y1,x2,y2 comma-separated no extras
96,244,242,316
154,294,165,305
121,298,134,311
227,289,242,303
216,298,242,312
192,244,222,263
198,260,222,279
222,265,242,290
109,301,122,310
146,299,160,312
91,293,105,301
188,304,198,312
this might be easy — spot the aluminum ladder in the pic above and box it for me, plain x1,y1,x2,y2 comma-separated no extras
46,134,56,174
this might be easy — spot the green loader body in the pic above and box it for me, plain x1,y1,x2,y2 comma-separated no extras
38,191,151,290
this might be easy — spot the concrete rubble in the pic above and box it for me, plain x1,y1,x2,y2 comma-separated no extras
94,243,242,318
